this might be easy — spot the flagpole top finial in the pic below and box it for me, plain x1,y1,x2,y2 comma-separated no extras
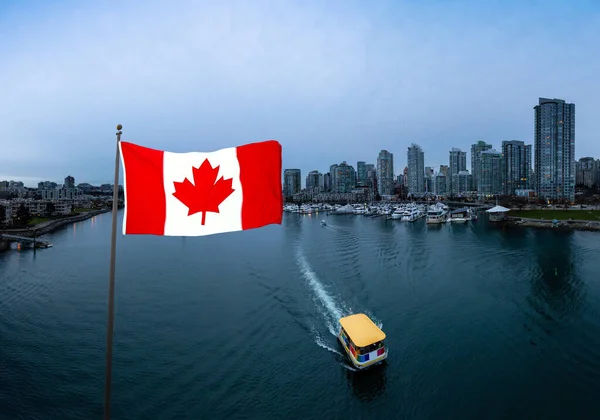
116,124,123,130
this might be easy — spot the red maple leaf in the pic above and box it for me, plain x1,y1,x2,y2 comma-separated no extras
172,159,235,225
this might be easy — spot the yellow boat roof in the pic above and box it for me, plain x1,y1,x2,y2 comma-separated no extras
339,313,386,347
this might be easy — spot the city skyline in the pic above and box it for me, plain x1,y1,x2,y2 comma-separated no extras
1,1,599,186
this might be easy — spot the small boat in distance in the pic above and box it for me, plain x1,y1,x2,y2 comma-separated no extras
338,313,387,370
321,220,327,226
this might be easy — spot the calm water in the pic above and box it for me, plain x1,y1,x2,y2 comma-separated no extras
2,210,600,419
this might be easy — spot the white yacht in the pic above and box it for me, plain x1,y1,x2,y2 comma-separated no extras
401,207,420,222
426,205,447,224
391,208,404,219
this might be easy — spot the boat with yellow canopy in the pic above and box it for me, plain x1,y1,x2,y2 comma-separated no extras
338,313,387,369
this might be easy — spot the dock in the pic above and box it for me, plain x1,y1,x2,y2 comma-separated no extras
0,234,53,249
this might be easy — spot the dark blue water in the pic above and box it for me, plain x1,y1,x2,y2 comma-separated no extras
2,211,600,419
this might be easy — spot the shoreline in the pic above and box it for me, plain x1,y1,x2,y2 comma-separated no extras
0,208,111,238
500,216,600,232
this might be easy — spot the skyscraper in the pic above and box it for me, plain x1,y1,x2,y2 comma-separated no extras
576,157,595,187
376,150,394,196
471,141,492,191
306,170,323,192
283,169,301,197
323,172,331,191
357,161,367,186
334,161,356,193
449,148,467,194
329,164,339,192
407,144,425,194
534,97,575,202
479,149,503,196
502,140,532,195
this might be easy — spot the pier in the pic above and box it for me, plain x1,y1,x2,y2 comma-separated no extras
0,234,53,249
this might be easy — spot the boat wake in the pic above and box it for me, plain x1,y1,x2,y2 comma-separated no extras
296,249,345,336
296,248,382,369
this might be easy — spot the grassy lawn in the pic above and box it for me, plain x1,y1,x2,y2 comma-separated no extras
72,208,91,213
513,210,600,221
28,217,50,226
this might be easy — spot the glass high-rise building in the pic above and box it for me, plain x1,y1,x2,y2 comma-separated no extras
407,144,425,194
329,164,339,192
502,140,532,195
479,149,503,196
376,150,394,196
449,148,467,194
306,170,323,192
356,162,367,186
283,169,301,197
334,161,356,193
471,141,492,191
534,97,575,202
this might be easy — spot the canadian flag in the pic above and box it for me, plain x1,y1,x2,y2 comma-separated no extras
119,140,282,236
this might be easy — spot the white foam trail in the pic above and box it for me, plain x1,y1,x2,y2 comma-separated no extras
315,334,344,357
296,249,343,335
298,248,383,367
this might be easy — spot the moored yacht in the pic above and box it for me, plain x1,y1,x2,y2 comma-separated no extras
448,207,470,223
426,205,447,224
391,208,404,219
401,207,420,222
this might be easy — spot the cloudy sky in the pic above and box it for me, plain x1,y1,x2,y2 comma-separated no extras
1,0,598,187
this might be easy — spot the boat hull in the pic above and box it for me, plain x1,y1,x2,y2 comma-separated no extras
337,334,387,370
426,218,445,224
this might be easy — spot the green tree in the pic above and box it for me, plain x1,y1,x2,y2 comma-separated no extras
15,204,31,227
0,205,5,225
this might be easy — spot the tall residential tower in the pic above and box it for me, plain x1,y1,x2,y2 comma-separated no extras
376,150,394,196
407,144,425,194
534,97,575,202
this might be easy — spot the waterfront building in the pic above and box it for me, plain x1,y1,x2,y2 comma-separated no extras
330,164,339,192
534,97,575,202
471,141,492,191
434,174,447,196
407,144,425,194
323,172,331,192
306,170,324,193
502,140,532,195
366,167,378,197
451,170,472,195
479,149,503,196
356,162,367,186
376,150,394,196
334,162,356,193
449,148,467,195
425,167,434,193
283,169,301,197
576,157,595,188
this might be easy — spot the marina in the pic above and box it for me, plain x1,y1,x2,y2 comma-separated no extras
283,201,480,225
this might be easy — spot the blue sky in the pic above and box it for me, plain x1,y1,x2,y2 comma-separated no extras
1,0,599,187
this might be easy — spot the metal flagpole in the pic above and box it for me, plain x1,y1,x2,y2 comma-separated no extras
104,124,122,420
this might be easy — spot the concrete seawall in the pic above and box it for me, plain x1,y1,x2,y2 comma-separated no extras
506,216,600,231
0,208,111,239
